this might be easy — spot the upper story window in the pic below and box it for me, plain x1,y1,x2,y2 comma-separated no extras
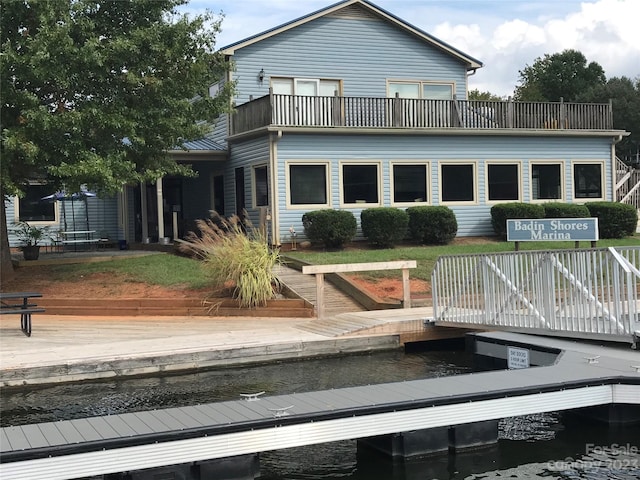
271,77,341,96
388,81,454,100
16,183,57,223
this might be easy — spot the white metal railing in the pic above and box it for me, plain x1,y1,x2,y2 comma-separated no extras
431,247,640,345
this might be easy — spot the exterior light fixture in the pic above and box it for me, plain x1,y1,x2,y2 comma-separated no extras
258,68,265,84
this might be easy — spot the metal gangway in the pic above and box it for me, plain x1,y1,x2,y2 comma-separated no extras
430,247,640,346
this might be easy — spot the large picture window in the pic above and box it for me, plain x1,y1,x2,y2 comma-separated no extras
289,164,328,205
573,163,603,199
392,164,428,203
531,163,562,200
487,164,519,201
253,165,268,207
342,164,379,205
17,184,56,222
441,164,475,203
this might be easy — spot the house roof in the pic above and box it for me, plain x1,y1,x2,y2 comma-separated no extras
170,137,227,152
219,0,482,70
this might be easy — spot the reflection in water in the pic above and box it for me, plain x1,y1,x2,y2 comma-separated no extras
2,347,638,480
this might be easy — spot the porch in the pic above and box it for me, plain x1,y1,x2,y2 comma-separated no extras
231,93,614,134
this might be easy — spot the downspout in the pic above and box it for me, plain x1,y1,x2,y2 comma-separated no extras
269,130,282,246
612,133,624,202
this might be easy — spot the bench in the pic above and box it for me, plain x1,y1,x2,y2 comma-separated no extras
0,292,45,337
60,230,99,251
302,260,417,319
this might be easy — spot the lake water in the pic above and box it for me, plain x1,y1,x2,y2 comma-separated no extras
2,346,638,479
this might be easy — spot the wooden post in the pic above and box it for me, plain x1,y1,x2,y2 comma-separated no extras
315,272,325,319
402,268,411,308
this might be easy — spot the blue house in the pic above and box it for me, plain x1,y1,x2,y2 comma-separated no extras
7,0,638,248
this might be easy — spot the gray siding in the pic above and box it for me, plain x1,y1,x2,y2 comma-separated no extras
231,15,468,104
274,134,613,241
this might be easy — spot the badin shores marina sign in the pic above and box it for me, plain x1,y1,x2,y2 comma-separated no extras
507,218,599,242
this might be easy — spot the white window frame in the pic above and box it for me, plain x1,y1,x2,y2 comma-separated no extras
390,161,430,206
13,182,60,225
339,161,382,208
252,163,269,208
529,160,565,203
439,161,478,205
485,161,523,204
571,160,606,201
387,80,455,99
286,161,331,209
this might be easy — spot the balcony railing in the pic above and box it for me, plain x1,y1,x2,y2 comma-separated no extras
231,93,614,135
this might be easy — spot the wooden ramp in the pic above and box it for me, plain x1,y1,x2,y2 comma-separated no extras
275,264,366,317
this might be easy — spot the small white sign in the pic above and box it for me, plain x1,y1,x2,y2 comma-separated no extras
508,346,530,369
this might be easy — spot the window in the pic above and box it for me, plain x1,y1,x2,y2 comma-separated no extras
253,165,268,207
531,163,562,200
17,184,56,222
342,164,379,205
392,163,428,203
289,164,328,206
441,164,475,203
388,81,454,100
487,164,519,201
574,163,603,199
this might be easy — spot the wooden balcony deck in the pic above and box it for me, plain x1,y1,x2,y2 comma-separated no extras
231,94,614,134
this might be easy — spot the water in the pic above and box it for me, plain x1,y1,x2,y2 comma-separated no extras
1,347,638,480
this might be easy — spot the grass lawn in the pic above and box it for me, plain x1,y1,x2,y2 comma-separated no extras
284,236,640,282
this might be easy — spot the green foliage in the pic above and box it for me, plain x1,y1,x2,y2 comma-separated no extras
0,0,234,197
514,49,606,102
491,203,545,237
467,89,505,101
302,210,357,250
406,206,457,245
576,76,640,161
542,202,590,218
11,221,49,246
180,214,281,308
585,202,638,239
360,208,409,248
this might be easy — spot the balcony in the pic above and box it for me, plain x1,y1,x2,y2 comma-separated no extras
230,93,614,136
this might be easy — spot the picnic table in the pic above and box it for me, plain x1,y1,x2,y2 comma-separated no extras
0,292,44,337
60,230,100,251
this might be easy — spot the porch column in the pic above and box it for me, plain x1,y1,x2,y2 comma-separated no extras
156,178,165,240
140,182,148,242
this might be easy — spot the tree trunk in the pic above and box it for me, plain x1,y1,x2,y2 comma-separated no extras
1,187,16,287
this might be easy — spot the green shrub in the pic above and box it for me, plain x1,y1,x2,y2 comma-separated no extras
179,213,281,308
585,202,638,239
542,202,590,218
360,207,409,248
406,206,457,245
491,203,545,238
302,209,357,250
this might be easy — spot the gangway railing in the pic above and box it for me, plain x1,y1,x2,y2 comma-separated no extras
430,247,640,346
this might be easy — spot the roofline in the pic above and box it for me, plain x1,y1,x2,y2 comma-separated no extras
219,0,483,70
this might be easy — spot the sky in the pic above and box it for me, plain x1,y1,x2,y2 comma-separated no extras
182,0,640,97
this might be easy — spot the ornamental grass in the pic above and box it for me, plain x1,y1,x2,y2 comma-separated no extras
180,213,281,308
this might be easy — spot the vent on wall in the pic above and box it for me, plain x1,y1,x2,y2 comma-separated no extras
329,4,381,21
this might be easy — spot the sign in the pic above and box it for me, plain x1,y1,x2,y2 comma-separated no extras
507,346,530,369
507,218,598,242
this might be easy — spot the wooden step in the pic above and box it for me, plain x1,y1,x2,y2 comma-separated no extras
37,298,315,317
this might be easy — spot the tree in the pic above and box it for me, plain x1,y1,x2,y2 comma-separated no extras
468,89,504,101
577,76,640,161
0,0,233,284
513,49,606,102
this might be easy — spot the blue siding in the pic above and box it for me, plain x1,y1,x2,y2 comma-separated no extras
227,137,271,229
274,134,613,241
231,15,468,104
